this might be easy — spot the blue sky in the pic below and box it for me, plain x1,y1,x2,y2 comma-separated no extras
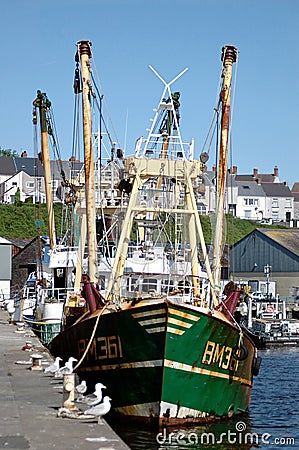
1,0,298,187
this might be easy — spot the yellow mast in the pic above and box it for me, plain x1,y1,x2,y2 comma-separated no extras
77,40,98,283
33,91,56,250
212,45,238,292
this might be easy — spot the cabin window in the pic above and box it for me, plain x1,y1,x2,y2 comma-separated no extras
162,279,174,293
141,278,157,293
98,276,105,290
127,277,139,292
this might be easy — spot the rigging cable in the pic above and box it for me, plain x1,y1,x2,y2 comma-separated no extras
91,54,121,149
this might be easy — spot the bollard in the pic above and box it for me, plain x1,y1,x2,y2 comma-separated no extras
30,353,43,371
63,373,78,410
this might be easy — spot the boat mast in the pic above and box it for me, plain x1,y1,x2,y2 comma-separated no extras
77,40,98,283
212,45,238,292
33,91,56,250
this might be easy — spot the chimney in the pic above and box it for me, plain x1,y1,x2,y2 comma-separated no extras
69,156,76,162
232,165,237,174
212,164,216,172
253,167,258,178
21,151,28,158
274,166,278,177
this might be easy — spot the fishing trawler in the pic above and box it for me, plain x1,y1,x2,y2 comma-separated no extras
49,40,260,427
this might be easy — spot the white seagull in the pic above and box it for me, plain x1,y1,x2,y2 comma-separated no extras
76,382,106,406
55,357,78,377
84,396,112,421
44,356,62,374
75,380,87,395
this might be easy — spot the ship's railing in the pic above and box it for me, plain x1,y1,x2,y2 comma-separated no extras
0,292,19,308
119,272,207,305
134,135,195,161
41,286,76,303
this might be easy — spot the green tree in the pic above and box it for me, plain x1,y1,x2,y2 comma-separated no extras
14,188,21,206
0,147,19,157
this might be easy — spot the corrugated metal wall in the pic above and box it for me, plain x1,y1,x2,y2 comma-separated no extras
231,230,299,273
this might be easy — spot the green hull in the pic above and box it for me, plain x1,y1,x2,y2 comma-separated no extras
35,323,62,345
49,300,255,425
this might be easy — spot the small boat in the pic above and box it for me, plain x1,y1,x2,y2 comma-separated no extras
48,40,260,427
234,290,299,348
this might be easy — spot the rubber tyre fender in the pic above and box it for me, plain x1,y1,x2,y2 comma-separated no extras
252,356,262,376
232,343,248,361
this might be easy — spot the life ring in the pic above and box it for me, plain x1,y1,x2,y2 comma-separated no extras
266,304,275,313
232,344,248,361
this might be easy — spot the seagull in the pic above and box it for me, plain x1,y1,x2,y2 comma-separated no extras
84,396,112,421
44,356,62,374
55,357,78,377
76,382,106,406
75,380,87,395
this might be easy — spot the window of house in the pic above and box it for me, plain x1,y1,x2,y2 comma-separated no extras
12,182,17,186
272,212,279,221
285,198,291,208
26,182,34,188
244,198,259,206
244,210,251,219
197,203,207,214
272,198,278,208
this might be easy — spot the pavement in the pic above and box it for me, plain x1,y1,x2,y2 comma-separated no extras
0,307,129,450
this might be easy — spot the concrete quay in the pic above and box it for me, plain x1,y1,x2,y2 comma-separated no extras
0,308,129,450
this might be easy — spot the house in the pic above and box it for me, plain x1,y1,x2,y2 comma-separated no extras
230,228,299,298
234,180,265,220
228,166,294,223
0,157,19,203
0,156,45,203
6,238,32,257
11,236,48,293
50,159,83,202
261,182,294,223
0,170,46,203
0,155,83,204
200,170,216,213
235,165,280,184
291,182,299,223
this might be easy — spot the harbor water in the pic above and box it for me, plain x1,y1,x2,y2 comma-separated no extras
110,347,299,449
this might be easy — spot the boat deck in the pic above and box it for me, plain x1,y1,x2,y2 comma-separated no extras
0,308,129,450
